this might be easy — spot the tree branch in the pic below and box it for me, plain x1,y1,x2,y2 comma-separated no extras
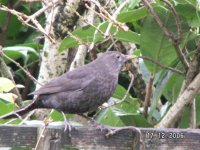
0,1,58,43
143,75,154,118
156,72,200,128
163,0,182,44
141,0,189,71
2,52,42,86
138,56,184,75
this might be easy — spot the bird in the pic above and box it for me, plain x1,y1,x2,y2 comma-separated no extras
0,51,135,130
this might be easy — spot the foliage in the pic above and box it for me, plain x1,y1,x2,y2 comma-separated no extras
58,0,200,127
0,0,200,128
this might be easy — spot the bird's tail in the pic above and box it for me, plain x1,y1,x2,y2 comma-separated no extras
0,100,37,119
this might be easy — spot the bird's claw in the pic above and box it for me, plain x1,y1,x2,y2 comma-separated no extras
64,121,72,132
105,129,115,138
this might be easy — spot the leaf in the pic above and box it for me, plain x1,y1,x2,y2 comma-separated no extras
0,77,15,92
148,71,172,122
96,85,141,126
175,3,200,27
140,7,178,73
163,72,184,103
112,85,140,113
96,108,125,126
117,6,148,22
119,114,152,127
0,93,18,104
126,0,141,10
50,110,73,121
115,29,140,43
59,23,140,51
0,101,19,124
0,13,22,38
3,46,39,65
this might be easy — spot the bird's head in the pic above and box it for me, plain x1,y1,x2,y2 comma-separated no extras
97,51,136,72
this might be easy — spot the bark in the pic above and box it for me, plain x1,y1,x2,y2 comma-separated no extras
156,73,200,128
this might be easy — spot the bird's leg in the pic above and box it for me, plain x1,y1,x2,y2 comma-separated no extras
61,111,72,132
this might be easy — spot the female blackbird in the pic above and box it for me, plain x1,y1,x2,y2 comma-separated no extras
0,51,135,129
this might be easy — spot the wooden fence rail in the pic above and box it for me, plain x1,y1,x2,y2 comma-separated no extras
0,125,199,150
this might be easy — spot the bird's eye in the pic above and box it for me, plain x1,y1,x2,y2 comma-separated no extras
116,55,120,59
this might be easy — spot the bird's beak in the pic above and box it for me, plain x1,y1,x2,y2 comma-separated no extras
125,55,137,61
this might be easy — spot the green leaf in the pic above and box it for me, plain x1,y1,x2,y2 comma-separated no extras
112,85,140,113
50,110,73,121
163,72,184,103
115,29,140,43
59,23,140,52
175,3,200,27
96,108,125,126
0,93,17,104
119,114,152,127
3,46,39,65
97,106,151,127
0,101,19,124
117,3,159,23
0,13,22,38
117,6,148,22
127,0,141,9
140,7,178,73
97,85,142,126
0,77,15,92
148,71,172,122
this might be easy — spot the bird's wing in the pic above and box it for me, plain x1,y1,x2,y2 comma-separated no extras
30,67,94,95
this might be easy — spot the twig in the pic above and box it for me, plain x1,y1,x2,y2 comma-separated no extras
105,126,145,150
105,71,134,108
66,30,86,46
141,0,189,71
35,124,48,150
143,75,154,118
0,3,56,43
25,0,58,23
184,40,200,128
0,1,12,45
19,110,36,125
89,22,105,51
73,5,105,36
104,0,130,37
85,0,129,32
106,39,118,51
138,56,184,75
156,72,200,128
0,46,23,106
141,0,171,38
3,52,42,86
163,0,182,44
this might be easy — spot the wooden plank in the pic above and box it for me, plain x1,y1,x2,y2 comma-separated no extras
0,125,199,150
0,125,37,148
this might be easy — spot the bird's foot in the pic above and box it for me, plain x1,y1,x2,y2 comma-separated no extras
61,111,72,132
64,121,72,132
